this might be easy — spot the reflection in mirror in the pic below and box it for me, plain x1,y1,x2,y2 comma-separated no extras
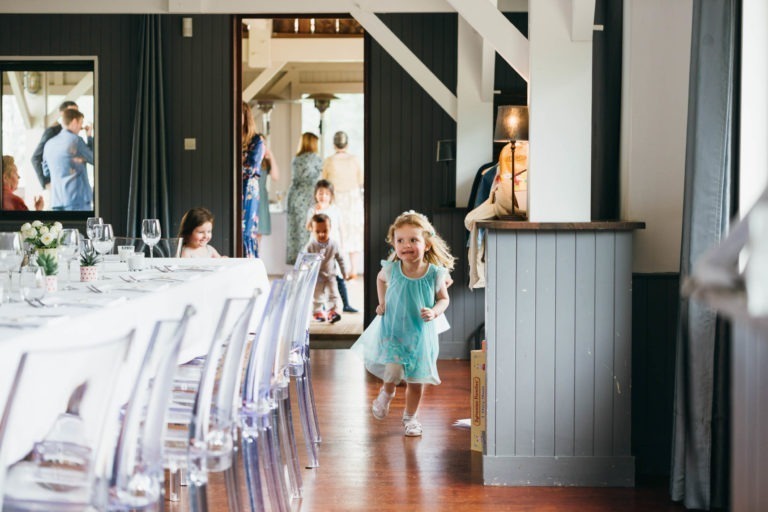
1,59,96,214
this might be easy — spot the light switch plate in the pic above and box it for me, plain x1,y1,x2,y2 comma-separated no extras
184,138,196,150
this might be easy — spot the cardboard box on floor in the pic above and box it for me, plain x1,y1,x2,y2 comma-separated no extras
470,348,486,452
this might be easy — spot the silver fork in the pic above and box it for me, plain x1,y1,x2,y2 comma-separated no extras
87,284,104,294
24,298,42,308
120,275,138,283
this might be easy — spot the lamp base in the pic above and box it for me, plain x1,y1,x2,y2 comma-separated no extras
497,212,528,221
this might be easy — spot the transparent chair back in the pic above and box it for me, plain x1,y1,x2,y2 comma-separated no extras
109,306,195,510
0,331,134,511
288,252,322,375
240,278,292,512
164,294,258,511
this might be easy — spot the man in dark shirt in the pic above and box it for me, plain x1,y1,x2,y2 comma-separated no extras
30,100,78,188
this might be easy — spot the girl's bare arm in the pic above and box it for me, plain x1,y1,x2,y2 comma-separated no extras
421,281,450,321
376,268,387,315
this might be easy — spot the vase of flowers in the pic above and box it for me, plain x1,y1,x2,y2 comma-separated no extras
36,252,59,292
20,221,62,264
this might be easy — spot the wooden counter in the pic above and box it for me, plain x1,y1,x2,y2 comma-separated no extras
481,221,644,486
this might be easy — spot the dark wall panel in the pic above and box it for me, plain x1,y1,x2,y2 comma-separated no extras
0,14,141,234
0,14,233,255
161,15,233,253
631,273,680,477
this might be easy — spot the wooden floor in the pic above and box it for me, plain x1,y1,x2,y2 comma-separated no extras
184,349,686,511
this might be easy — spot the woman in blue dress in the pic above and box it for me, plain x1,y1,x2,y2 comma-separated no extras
242,101,264,257
351,210,456,437
285,132,323,264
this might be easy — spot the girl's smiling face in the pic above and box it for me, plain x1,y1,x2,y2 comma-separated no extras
393,224,430,264
188,221,213,249
315,187,332,207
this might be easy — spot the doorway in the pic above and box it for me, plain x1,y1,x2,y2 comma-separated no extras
238,16,365,339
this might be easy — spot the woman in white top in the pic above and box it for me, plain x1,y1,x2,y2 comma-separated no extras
322,131,364,278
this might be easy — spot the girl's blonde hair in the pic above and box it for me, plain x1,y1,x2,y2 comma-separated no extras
385,210,456,271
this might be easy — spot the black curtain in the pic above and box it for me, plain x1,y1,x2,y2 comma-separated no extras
591,0,622,220
671,0,740,509
126,15,170,237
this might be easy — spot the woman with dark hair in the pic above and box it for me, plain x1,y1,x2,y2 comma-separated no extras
285,132,323,264
241,101,265,257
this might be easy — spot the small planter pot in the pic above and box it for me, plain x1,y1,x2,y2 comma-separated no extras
45,275,58,293
80,266,98,282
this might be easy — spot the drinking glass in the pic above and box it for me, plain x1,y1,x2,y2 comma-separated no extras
141,219,161,259
0,232,24,295
93,224,115,279
86,217,103,240
20,265,46,303
57,229,80,285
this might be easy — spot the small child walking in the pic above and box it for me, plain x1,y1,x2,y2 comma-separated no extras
178,207,222,258
304,213,349,323
306,180,358,313
351,210,455,436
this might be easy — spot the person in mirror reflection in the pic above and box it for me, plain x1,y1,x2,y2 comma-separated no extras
304,213,350,324
286,132,323,265
43,109,94,211
242,101,265,257
2,155,43,211
321,131,364,279
350,211,455,437
305,179,358,313
178,207,222,258
30,100,78,189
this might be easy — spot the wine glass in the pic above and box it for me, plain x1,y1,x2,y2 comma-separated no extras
0,232,24,296
86,217,103,240
141,219,161,259
20,265,46,304
57,229,80,285
93,224,114,279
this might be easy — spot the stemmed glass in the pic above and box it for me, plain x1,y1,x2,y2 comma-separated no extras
57,229,80,286
20,265,46,304
93,224,115,279
141,219,161,259
0,232,24,299
86,217,103,240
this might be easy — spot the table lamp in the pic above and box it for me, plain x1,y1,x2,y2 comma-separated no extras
493,105,529,220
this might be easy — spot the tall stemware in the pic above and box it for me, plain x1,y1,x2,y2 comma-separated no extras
93,224,115,279
0,232,24,297
141,219,161,259
57,229,80,285
86,217,103,240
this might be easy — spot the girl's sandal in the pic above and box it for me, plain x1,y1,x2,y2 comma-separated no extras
403,417,423,437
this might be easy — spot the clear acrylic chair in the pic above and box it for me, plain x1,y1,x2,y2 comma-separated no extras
164,293,259,512
108,306,195,511
290,252,324,467
150,238,182,258
0,331,135,511
240,278,293,512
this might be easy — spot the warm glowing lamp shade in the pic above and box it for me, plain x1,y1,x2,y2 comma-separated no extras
493,105,529,219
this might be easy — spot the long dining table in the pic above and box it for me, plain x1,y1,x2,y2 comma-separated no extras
0,256,270,467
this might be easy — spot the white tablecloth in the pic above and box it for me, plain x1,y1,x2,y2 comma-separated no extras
0,257,269,466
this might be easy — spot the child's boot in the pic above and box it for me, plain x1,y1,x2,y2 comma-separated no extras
313,311,326,322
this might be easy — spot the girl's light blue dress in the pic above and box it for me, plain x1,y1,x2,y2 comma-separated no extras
351,260,449,385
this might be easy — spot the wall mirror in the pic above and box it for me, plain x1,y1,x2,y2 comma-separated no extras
0,58,96,220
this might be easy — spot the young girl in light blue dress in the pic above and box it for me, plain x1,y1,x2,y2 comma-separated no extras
351,210,455,436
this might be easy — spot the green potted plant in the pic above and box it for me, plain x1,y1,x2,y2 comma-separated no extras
36,252,59,292
79,248,100,282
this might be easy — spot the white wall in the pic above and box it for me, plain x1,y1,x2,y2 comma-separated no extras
621,0,692,273
528,0,592,222
740,0,768,216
